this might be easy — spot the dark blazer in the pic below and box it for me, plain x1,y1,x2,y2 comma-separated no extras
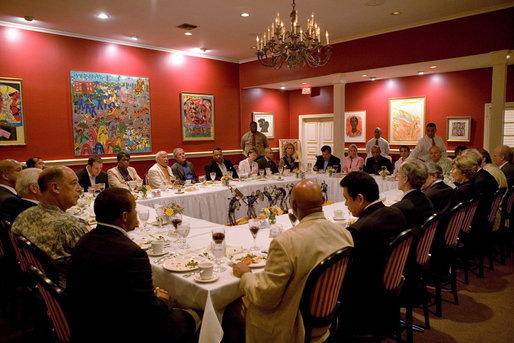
392,189,434,229
19,199,38,214
67,225,195,343
0,186,22,223
314,155,341,172
257,157,279,175
364,156,392,175
204,159,239,181
171,161,198,184
473,168,499,227
500,162,514,188
423,180,454,214
75,167,109,192
453,181,475,204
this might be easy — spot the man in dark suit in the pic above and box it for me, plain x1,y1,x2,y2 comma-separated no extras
364,146,392,175
15,167,42,214
67,188,199,343
423,162,454,214
75,155,109,192
257,147,279,175
204,147,238,181
339,172,408,336
393,159,434,228
313,145,341,172
0,159,22,223
493,145,514,188
171,148,198,184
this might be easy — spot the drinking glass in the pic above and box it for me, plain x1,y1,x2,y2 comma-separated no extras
265,167,271,176
227,170,234,178
199,175,206,183
258,169,265,177
248,218,262,251
170,213,183,242
210,172,217,181
138,208,150,230
154,204,164,228
212,228,226,272
178,223,191,249
128,181,137,192
98,183,106,192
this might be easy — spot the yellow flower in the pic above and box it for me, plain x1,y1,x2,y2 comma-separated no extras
165,208,174,216
145,185,151,191
264,208,270,215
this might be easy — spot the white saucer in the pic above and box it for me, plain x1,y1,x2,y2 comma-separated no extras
147,251,167,257
193,273,219,283
333,217,346,221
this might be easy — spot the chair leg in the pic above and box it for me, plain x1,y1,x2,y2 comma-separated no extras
406,304,413,343
422,282,430,329
450,263,459,305
478,255,484,278
435,272,442,317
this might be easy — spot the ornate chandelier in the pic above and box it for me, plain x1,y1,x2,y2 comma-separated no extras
256,0,331,69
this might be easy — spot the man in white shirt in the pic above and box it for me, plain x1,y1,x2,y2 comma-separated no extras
147,151,176,188
75,156,109,192
409,122,447,162
393,145,410,176
366,127,390,159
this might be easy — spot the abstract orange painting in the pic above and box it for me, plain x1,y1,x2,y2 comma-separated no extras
389,97,425,145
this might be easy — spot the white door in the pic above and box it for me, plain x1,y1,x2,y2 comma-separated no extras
299,114,334,169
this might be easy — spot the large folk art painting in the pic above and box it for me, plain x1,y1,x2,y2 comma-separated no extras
0,77,26,145
70,71,152,156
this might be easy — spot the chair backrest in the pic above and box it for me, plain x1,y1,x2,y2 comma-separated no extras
416,213,440,266
383,228,417,292
28,265,70,343
300,246,353,343
488,188,506,223
443,201,469,247
8,230,29,273
16,234,56,280
502,186,514,216
460,198,479,233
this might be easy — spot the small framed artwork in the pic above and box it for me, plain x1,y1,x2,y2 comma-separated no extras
279,139,301,162
389,96,425,145
344,111,366,143
0,77,26,146
180,92,215,141
252,112,274,139
447,116,471,142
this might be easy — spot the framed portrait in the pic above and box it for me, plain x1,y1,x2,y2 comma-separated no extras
344,111,366,143
252,112,274,139
0,77,26,146
389,96,426,145
180,92,215,141
279,139,301,162
447,116,471,142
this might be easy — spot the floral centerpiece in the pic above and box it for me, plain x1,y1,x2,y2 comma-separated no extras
259,206,283,224
221,175,232,186
139,185,151,198
378,169,390,180
293,168,301,178
163,202,184,217
326,167,335,177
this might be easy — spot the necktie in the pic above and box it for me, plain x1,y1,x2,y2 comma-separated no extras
252,134,256,148
431,138,435,146
375,139,379,145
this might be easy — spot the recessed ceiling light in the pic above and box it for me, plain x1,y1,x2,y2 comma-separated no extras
507,55,511,59
130,36,138,41
241,13,250,17
417,71,424,75
185,32,192,36
301,82,307,85
429,65,437,69
23,16,35,22
370,77,376,81
391,11,401,15
97,13,109,20
280,86,286,90
361,74,368,77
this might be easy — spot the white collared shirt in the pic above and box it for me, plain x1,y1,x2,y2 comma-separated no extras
362,199,382,213
366,137,390,158
409,135,447,162
499,161,508,169
21,198,39,205
96,222,129,237
0,184,17,195
401,188,416,199
86,166,96,186
217,161,228,175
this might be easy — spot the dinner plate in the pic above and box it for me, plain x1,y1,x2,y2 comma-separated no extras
163,258,201,272
147,251,167,257
193,273,219,283
332,217,346,221
231,252,267,268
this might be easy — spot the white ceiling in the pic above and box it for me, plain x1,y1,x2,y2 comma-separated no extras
1,0,513,62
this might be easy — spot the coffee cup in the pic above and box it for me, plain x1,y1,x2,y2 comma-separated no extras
151,240,165,255
199,262,214,280
185,180,192,185
333,209,344,219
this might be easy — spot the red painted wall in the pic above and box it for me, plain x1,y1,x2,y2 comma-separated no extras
0,27,241,166
288,87,334,138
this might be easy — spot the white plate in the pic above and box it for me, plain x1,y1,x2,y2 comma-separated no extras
193,273,219,283
147,251,167,257
163,258,200,272
231,252,267,268
333,217,346,221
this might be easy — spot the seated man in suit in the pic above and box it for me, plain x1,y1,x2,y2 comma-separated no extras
171,148,197,185
339,172,407,337
392,159,434,228
67,188,199,343
229,180,353,343
147,151,176,189
75,155,109,192
257,147,279,175
15,167,42,214
364,146,392,175
204,147,238,181
0,159,23,223
313,145,341,172
493,144,514,188
422,162,454,214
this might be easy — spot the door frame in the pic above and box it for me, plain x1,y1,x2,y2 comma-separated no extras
298,114,334,168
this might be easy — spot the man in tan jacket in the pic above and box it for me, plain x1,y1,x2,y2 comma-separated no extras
232,179,353,343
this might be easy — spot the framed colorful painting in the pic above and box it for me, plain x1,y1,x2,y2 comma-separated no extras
70,71,152,156
344,111,366,143
447,116,471,142
180,92,215,141
252,112,274,139
0,77,26,146
389,96,425,145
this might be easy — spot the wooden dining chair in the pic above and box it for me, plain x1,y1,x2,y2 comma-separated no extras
299,246,353,343
497,185,514,264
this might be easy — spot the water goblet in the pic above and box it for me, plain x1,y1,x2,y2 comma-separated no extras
227,170,233,178
212,228,226,272
170,213,183,242
199,175,206,183
210,172,217,182
127,181,137,192
265,167,271,176
98,183,106,192
154,204,164,228
178,223,190,249
248,218,262,251
258,169,265,178
138,208,150,230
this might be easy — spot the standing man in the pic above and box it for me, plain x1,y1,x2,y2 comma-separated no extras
366,127,390,159
241,121,269,158
313,145,341,172
15,167,42,213
76,155,109,192
409,122,447,162
393,145,410,176
364,146,392,174
147,151,176,188
171,148,198,184
257,147,279,175
204,147,239,181
493,145,514,188
0,159,22,223
230,180,353,343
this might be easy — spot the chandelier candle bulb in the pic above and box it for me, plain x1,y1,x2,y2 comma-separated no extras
300,28,303,41
326,31,329,44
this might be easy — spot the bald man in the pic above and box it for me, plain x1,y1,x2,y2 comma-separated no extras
0,159,23,222
147,151,176,188
231,180,353,343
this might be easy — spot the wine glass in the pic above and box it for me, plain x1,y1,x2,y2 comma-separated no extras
265,167,271,176
98,183,106,192
248,218,262,251
138,208,150,230
258,169,265,178
210,172,217,182
170,213,183,242
211,228,226,272
128,181,137,192
154,204,164,228
227,170,234,179
178,223,191,249
199,175,206,183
